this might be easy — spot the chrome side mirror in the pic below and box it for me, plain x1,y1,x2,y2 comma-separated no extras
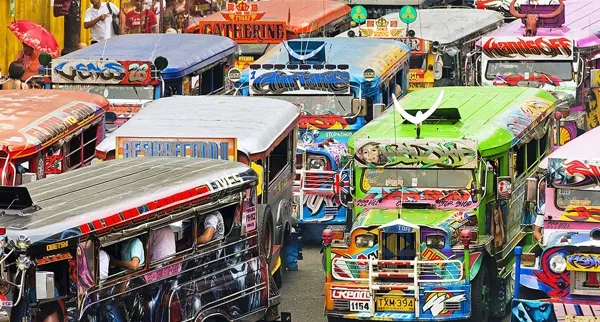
525,178,538,202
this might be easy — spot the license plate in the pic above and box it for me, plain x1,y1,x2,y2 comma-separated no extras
376,296,415,312
350,301,370,312
565,316,600,322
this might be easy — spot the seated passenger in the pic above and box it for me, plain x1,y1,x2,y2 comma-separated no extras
99,249,109,281
197,210,225,244
110,237,145,271
149,226,176,262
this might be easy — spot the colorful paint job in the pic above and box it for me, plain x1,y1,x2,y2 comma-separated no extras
356,187,477,210
115,137,238,161
512,299,600,322
549,158,600,190
353,139,478,169
299,115,349,130
423,288,467,317
561,207,600,222
567,253,600,272
481,37,574,60
358,17,403,38
534,247,571,298
52,60,155,85
495,96,554,141
249,69,351,95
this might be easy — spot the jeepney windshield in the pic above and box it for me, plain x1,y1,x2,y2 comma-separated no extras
55,84,154,100
485,60,573,81
268,94,353,116
363,168,474,189
555,189,600,210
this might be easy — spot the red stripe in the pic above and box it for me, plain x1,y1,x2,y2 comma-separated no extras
80,224,91,234
92,220,103,229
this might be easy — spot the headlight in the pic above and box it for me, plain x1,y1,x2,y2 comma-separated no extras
426,235,445,249
549,253,567,273
308,157,327,170
355,234,376,248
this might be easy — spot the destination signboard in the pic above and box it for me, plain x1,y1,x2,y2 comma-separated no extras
115,137,238,161
249,69,351,95
51,60,155,85
481,36,574,60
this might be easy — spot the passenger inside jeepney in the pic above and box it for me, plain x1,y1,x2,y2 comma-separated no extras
197,210,225,244
105,235,147,274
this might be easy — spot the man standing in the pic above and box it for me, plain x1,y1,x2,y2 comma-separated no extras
126,0,159,34
84,0,123,44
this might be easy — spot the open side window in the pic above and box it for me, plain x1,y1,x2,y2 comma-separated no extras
196,204,238,247
100,233,148,281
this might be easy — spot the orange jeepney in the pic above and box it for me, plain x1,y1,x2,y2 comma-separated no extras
186,0,351,69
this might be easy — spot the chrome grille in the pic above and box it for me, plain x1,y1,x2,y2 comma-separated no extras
333,300,350,310
325,206,339,216
570,271,600,296
444,302,461,311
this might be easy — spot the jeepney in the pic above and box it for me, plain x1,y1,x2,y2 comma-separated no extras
232,37,411,244
0,90,108,186
323,86,560,321
95,96,301,287
0,157,287,322
475,0,600,145
333,0,447,17
337,9,504,91
186,0,350,70
511,126,600,322
43,34,237,128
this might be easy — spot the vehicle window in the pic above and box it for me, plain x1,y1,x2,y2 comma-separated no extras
364,168,474,189
101,233,148,279
526,140,538,171
485,60,573,81
150,217,194,264
539,132,549,158
409,55,426,70
83,125,99,165
268,134,290,182
35,259,70,298
513,146,525,178
196,204,237,246
66,133,82,169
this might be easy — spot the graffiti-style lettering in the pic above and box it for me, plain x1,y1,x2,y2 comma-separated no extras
497,97,553,139
482,37,573,59
331,289,370,300
567,253,600,271
299,115,348,130
354,140,477,168
23,103,98,144
209,173,244,192
562,160,600,188
121,140,231,160
250,71,350,95
54,61,125,82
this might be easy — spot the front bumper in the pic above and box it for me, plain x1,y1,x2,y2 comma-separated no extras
326,283,471,321
511,299,600,322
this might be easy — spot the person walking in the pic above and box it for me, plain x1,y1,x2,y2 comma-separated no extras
84,0,123,44
2,61,29,90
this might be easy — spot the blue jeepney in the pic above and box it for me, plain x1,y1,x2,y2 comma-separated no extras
43,34,237,127
231,37,411,243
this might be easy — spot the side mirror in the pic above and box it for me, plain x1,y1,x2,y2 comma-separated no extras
372,103,386,118
525,178,538,202
35,271,55,300
352,98,367,117
105,112,117,122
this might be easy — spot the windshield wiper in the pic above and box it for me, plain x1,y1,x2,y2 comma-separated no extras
533,70,558,86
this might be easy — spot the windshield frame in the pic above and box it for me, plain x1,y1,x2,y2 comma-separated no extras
484,60,573,81
259,94,354,117
54,84,156,100
362,168,476,190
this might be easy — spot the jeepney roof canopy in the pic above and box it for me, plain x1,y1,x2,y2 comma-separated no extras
0,158,255,242
187,0,350,34
0,90,108,155
57,34,237,80
540,125,600,169
478,0,600,48
337,8,504,45
239,37,411,86
349,87,557,157
95,95,299,157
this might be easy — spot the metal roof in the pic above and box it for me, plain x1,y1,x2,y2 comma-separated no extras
337,9,504,44
0,90,108,154
1,157,254,241
96,95,299,156
58,34,237,80
540,125,600,169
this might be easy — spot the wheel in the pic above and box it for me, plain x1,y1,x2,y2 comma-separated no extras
258,205,274,264
468,263,490,322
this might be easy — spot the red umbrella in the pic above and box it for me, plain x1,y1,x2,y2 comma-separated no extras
8,20,60,58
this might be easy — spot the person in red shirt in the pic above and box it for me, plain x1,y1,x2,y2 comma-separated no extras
125,0,158,34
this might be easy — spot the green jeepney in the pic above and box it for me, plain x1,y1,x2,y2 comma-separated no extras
322,87,560,321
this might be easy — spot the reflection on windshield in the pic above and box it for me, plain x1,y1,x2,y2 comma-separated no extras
556,189,600,209
268,95,353,116
56,84,154,100
364,168,473,189
485,60,572,81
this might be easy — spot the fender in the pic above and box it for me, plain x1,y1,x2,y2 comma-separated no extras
469,251,484,281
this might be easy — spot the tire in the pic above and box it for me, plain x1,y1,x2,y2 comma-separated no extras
258,204,274,264
468,263,490,322
274,227,290,289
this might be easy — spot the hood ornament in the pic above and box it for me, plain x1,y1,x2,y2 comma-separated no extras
392,90,444,139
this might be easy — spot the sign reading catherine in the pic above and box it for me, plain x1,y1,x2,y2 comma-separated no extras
116,137,238,161
249,69,351,95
